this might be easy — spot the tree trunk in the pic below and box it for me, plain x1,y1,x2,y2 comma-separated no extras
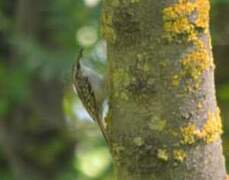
102,0,227,179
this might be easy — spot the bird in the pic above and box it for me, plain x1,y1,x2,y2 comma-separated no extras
72,48,109,143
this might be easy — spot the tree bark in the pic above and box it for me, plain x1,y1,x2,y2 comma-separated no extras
102,0,227,179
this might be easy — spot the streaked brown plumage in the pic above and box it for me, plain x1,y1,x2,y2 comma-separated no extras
72,49,108,143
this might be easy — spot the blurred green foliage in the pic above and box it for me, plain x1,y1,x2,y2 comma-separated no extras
211,0,229,172
0,0,229,179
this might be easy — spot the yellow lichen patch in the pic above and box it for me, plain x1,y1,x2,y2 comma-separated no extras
192,38,205,49
163,17,193,35
157,149,169,161
163,1,195,20
170,44,213,88
180,108,223,145
181,49,212,80
194,0,210,30
101,11,116,43
197,108,223,143
162,1,193,41
162,0,210,42
180,123,198,145
173,149,187,162
163,0,213,89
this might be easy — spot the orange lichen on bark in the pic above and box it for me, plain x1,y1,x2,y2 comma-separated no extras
197,108,223,143
162,0,211,46
162,0,210,45
163,17,192,35
181,49,212,80
163,1,195,20
170,48,213,88
162,0,210,39
180,108,223,145
162,0,213,88
194,0,210,29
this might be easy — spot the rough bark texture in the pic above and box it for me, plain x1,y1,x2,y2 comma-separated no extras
102,0,227,179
